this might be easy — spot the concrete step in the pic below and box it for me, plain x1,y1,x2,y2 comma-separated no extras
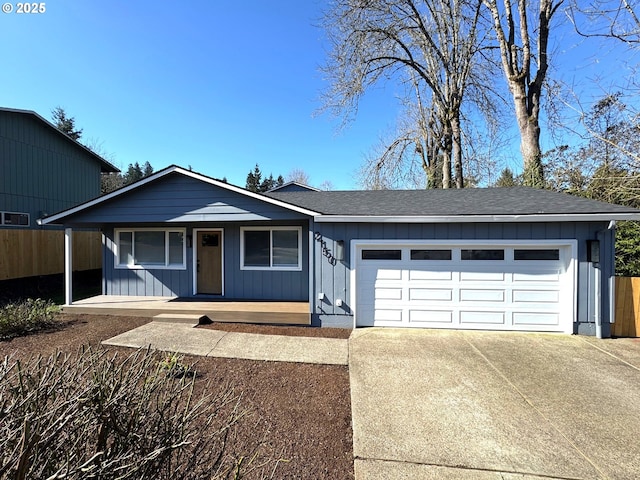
152,313,209,326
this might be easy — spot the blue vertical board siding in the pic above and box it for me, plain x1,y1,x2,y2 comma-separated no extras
64,173,308,225
0,111,103,229
312,221,613,334
102,222,309,301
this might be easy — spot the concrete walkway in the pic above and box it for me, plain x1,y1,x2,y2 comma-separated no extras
349,328,640,480
102,321,349,365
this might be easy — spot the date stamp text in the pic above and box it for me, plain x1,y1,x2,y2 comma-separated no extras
2,3,46,14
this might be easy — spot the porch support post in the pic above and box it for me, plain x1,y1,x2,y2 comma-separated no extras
64,227,73,305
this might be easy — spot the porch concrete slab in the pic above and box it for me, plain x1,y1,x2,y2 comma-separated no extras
102,321,349,365
349,328,640,480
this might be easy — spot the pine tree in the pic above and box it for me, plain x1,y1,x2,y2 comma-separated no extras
245,164,262,192
51,106,83,141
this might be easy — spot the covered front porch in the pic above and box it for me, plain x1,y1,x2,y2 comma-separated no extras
63,295,311,325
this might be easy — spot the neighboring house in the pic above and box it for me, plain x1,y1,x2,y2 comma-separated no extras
268,181,320,193
40,165,640,337
0,107,119,280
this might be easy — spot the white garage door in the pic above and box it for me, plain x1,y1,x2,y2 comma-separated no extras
355,242,575,333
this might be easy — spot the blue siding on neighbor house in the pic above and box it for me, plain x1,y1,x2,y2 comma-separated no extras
311,221,615,335
102,221,310,301
66,174,307,225
0,112,103,228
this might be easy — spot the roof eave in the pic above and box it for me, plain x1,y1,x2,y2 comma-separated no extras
313,213,640,223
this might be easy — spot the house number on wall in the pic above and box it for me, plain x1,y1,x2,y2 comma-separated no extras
314,232,337,266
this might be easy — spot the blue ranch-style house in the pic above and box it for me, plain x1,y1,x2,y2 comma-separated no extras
40,165,640,338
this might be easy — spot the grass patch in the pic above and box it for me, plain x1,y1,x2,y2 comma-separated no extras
0,298,60,340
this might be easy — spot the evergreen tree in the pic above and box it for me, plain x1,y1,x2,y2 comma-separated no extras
494,168,520,187
245,164,262,192
51,106,83,141
246,165,286,192
142,161,154,177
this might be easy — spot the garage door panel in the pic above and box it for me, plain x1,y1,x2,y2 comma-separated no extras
374,309,403,322
375,288,403,300
409,270,452,281
460,289,505,302
513,272,560,282
513,289,560,303
376,269,403,280
409,288,453,301
513,312,560,326
409,309,453,323
460,311,506,325
460,271,505,281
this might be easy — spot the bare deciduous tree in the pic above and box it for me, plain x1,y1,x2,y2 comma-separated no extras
286,168,311,185
322,0,486,189
568,0,640,44
483,0,564,187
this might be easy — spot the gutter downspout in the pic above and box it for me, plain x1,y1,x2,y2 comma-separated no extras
595,220,616,339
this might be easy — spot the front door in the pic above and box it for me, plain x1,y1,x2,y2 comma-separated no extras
197,231,222,294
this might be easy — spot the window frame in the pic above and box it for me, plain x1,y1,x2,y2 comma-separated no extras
461,249,505,261
513,248,561,261
240,226,302,271
114,228,186,270
1,211,30,227
361,249,402,260
410,249,452,261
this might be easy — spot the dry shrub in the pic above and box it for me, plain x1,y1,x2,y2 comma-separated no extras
0,347,277,479
0,298,59,340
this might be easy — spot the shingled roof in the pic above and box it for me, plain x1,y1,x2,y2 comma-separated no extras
265,187,640,217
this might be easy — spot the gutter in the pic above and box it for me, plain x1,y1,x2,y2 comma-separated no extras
313,213,640,223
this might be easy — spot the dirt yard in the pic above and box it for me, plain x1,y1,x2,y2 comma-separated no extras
0,314,354,479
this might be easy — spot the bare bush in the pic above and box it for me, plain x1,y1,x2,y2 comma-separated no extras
0,347,276,479
0,299,59,340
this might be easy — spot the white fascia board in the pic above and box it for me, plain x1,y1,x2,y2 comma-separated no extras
314,213,640,223
40,165,319,225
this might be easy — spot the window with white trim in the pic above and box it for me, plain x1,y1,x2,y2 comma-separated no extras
241,227,302,270
115,229,186,269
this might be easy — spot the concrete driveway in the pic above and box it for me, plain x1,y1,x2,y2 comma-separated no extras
349,328,640,480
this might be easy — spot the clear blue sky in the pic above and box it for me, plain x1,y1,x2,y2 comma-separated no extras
0,1,634,189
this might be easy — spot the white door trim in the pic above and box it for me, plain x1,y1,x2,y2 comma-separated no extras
350,239,578,333
192,228,225,296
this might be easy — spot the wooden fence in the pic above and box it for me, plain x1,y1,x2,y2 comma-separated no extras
613,276,640,337
0,229,102,280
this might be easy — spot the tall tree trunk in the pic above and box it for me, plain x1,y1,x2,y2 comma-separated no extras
452,115,464,188
513,82,544,187
484,0,559,188
441,127,452,188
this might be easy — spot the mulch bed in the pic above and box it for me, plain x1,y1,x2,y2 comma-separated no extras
0,314,354,479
